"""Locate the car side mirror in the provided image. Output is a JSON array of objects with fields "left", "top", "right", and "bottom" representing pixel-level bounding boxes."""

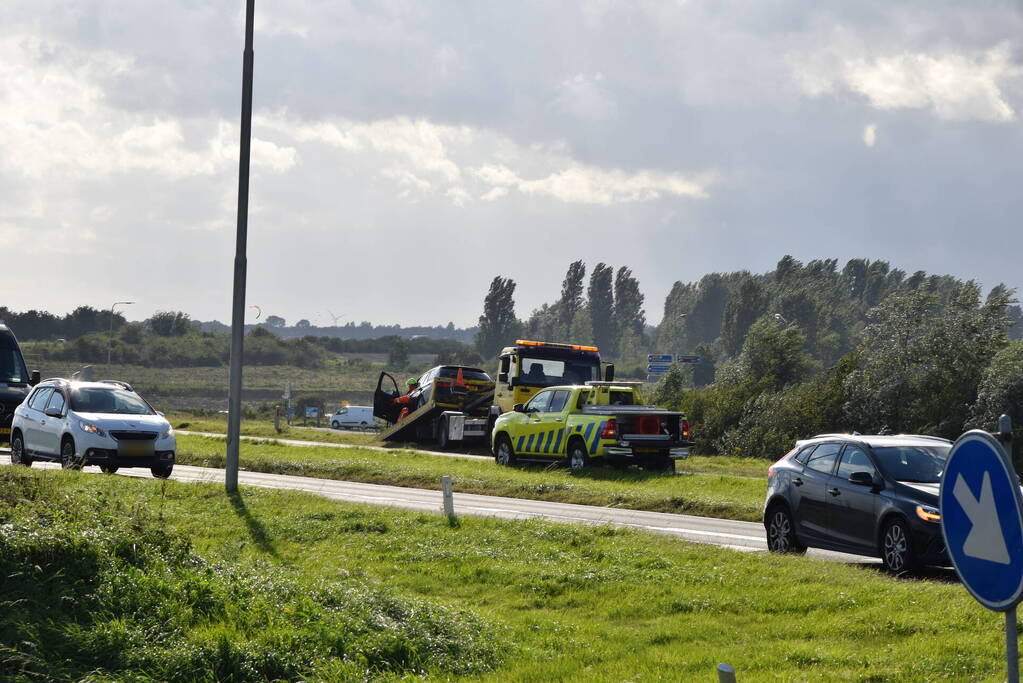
[
  {"left": 498, "top": 372, "right": 509, "bottom": 383},
  {"left": 513, "top": 403, "right": 525, "bottom": 413},
  {"left": 848, "top": 471, "right": 874, "bottom": 487},
  {"left": 30, "top": 370, "right": 40, "bottom": 386},
  {"left": 44, "top": 407, "right": 63, "bottom": 418},
  {"left": 509, "top": 377, "right": 520, "bottom": 387}
]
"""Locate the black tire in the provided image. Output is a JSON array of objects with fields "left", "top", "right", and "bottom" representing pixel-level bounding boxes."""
[
  {"left": 647, "top": 456, "right": 675, "bottom": 473},
  {"left": 151, "top": 463, "right": 173, "bottom": 479},
  {"left": 437, "top": 416, "right": 450, "bottom": 450},
  {"left": 60, "top": 438, "right": 81, "bottom": 470},
  {"left": 494, "top": 434, "right": 516, "bottom": 466},
  {"left": 881, "top": 517, "right": 916, "bottom": 574},
  {"left": 10, "top": 431, "right": 31, "bottom": 467},
  {"left": 765, "top": 504, "right": 806, "bottom": 554},
  {"left": 100, "top": 465, "right": 119, "bottom": 474},
  {"left": 331, "top": 421, "right": 340, "bottom": 429},
  {"left": 360, "top": 421, "right": 368, "bottom": 431},
  {"left": 567, "top": 439, "right": 589, "bottom": 470}
]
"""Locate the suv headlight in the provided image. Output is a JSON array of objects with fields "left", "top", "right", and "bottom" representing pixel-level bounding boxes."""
[
  {"left": 160, "top": 427, "right": 174, "bottom": 440},
  {"left": 916, "top": 505, "right": 941, "bottom": 522},
  {"left": 79, "top": 421, "right": 106, "bottom": 437}
]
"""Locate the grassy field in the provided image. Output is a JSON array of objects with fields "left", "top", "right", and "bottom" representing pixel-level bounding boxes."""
[
  {"left": 0, "top": 467, "right": 1005, "bottom": 681},
  {"left": 176, "top": 434, "right": 771, "bottom": 522}
]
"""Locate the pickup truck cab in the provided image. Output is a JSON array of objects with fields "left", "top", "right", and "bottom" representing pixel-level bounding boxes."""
[{"left": 491, "top": 381, "right": 691, "bottom": 472}]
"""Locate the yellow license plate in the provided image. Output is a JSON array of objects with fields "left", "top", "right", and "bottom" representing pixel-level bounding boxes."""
[
  {"left": 118, "top": 441, "right": 154, "bottom": 457},
  {"left": 0, "top": 427, "right": 10, "bottom": 435}
]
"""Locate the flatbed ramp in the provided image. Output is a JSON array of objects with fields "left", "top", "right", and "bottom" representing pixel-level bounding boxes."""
[{"left": 378, "top": 402, "right": 447, "bottom": 441}]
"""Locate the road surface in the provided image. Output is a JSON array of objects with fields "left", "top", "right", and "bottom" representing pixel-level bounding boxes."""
[{"left": 0, "top": 449, "right": 871, "bottom": 563}]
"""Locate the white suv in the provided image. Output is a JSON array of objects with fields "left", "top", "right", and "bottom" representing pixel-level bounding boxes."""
[{"left": 9, "top": 378, "right": 176, "bottom": 478}]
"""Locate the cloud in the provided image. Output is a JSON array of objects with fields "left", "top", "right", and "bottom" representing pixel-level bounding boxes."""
[
  {"left": 863, "top": 123, "right": 877, "bottom": 148},
  {"left": 793, "top": 43, "right": 1020, "bottom": 123},
  {"left": 553, "top": 72, "right": 618, "bottom": 121}
]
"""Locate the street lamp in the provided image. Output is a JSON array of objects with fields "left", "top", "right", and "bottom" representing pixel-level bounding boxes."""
[{"left": 106, "top": 301, "right": 134, "bottom": 372}]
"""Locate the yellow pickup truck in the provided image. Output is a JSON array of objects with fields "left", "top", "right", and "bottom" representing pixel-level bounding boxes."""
[{"left": 491, "top": 381, "right": 692, "bottom": 472}]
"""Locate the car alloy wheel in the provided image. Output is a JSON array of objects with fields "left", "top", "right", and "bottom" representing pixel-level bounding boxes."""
[
  {"left": 882, "top": 519, "right": 913, "bottom": 574},
  {"left": 568, "top": 441, "right": 588, "bottom": 470},
  {"left": 60, "top": 439, "right": 80, "bottom": 470},
  {"left": 10, "top": 434, "right": 29, "bottom": 466},
  {"left": 495, "top": 437, "right": 514, "bottom": 466},
  {"left": 332, "top": 421, "right": 340, "bottom": 429},
  {"left": 767, "top": 507, "right": 795, "bottom": 553}
]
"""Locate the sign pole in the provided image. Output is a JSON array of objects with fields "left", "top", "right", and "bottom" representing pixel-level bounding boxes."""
[{"left": 1008, "top": 607, "right": 1019, "bottom": 683}]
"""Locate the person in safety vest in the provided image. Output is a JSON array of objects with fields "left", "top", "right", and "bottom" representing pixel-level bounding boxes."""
[{"left": 394, "top": 378, "right": 419, "bottom": 421}]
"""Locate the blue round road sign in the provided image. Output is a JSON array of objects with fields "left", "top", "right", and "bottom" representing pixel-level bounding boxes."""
[{"left": 940, "top": 430, "right": 1023, "bottom": 611}]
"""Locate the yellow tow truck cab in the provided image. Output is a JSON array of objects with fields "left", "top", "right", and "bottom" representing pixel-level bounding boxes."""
[
  {"left": 491, "top": 340, "right": 612, "bottom": 418},
  {"left": 491, "top": 381, "right": 692, "bottom": 472}
]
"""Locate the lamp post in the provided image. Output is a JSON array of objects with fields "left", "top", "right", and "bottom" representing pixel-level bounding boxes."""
[
  {"left": 226, "top": 0, "right": 256, "bottom": 494},
  {"left": 106, "top": 301, "right": 134, "bottom": 372}
]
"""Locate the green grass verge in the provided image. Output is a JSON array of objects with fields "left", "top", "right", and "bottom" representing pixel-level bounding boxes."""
[
  {"left": 0, "top": 467, "right": 1004, "bottom": 681},
  {"left": 176, "top": 434, "right": 771, "bottom": 522}
]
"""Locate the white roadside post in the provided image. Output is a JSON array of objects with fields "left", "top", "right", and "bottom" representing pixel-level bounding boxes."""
[
  {"left": 940, "top": 416, "right": 1022, "bottom": 683},
  {"left": 441, "top": 475, "right": 455, "bottom": 520}
]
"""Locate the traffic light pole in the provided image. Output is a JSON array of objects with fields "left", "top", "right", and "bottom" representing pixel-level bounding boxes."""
[{"left": 226, "top": 0, "right": 255, "bottom": 493}]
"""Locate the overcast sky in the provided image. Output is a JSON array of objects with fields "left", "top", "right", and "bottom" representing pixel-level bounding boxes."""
[{"left": 3, "top": 1, "right": 1022, "bottom": 327}]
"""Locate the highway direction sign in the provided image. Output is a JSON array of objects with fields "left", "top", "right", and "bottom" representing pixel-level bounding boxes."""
[
  {"left": 676, "top": 355, "right": 702, "bottom": 364},
  {"left": 940, "top": 430, "right": 1023, "bottom": 611},
  {"left": 648, "top": 354, "right": 674, "bottom": 363},
  {"left": 647, "top": 364, "right": 673, "bottom": 373}
]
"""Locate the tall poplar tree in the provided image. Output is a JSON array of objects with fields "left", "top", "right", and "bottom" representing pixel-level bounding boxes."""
[
  {"left": 475, "top": 276, "right": 521, "bottom": 359},
  {"left": 588, "top": 263, "right": 616, "bottom": 355}
]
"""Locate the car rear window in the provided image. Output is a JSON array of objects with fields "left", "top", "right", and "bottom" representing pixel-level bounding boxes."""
[
  {"left": 805, "top": 443, "right": 842, "bottom": 474},
  {"left": 793, "top": 445, "right": 815, "bottom": 464},
  {"left": 437, "top": 367, "right": 491, "bottom": 382},
  {"left": 872, "top": 445, "right": 949, "bottom": 484}
]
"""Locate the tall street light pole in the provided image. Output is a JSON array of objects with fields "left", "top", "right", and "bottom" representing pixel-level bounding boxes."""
[
  {"left": 106, "top": 301, "right": 134, "bottom": 372},
  {"left": 226, "top": 0, "right": 256, "bottom": 493}
]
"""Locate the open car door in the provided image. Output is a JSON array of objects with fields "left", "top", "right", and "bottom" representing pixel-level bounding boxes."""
[{"left": 373, "top": 372, "right": 403, "bottom": 424}]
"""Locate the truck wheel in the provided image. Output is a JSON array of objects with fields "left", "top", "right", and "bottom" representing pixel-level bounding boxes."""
[
  {"left": 567, "top": 439, "right": 589, "bottom": 470},
  {"left": 494, "top": 435, "right": 516, "bottom": 466},
  {"left": 437, "top": 416, "right": 450, "bottom": 450},
  {"left": 648, "top": 456, "right": 675, "bottom": 473},
  {"left": 360, "top": 421, "right": 368, "bottom": 431}
]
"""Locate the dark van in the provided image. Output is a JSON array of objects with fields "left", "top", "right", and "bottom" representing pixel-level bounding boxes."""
[{"left": 0, "top": 324, "right": 39, "bottom": 443}]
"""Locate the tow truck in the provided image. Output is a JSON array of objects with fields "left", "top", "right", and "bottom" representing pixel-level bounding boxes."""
[
  {"left": 373, "top": 366, "right": 496, "bottom": 449},
  {"left": 491, "top": 381, "right": 692, "bottom": 472},
  {"left": 491, "top": 340, "right": 614, "bottom": 418}
]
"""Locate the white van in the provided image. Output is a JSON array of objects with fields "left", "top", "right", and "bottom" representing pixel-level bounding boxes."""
[{"left": 328, "top": 406, "right": 377, "bottom": 430}]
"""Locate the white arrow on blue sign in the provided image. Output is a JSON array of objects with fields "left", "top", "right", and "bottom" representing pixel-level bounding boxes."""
[{"left": 940, "top": 430, "right": 1023, "bottom": 611}]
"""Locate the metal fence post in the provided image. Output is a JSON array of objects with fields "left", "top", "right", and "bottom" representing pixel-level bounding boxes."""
[
  {"left": 441, "top": 475, "right": 455, "bottom": 520},
  {"left": 716, "top": 662, "right": 736, "bottom": 683}
]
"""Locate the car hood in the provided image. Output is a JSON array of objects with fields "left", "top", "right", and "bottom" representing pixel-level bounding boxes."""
[
  {"left": 897, "top": 481, "right": 939, "bottom": 505},
  {"left": 75, "top": 413, "right": 170, "bottom": 431}
]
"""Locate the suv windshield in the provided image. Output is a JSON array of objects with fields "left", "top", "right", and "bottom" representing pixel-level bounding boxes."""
[
  {"left": 70, "top": 387, "right": 154, "bottom": 415},
  {"left": 0, "top": 336, "right": 29, "bottom": 384},
  {"left": 518, "top": 357, "right": 600, "bottom": 387},
  {"left": 872, "top": 445, "right": 950, "bottom": 483}
]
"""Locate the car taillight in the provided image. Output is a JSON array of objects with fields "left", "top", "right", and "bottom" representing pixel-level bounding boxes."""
[
  {"left": 767, "top": 466, "right": 775, "bottom": 480},
  {"left": 681, "top": 419, "right": 691, "bottom": 440},
  {"left": 436, "top": 380, "right": 452, "bottom": 388},
  {"left": 600, "top": 419, "right": 618, "bottom": 439}
]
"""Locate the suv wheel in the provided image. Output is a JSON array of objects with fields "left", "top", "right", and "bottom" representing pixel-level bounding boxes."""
[
  {"left": 60, "top": 438, "right": 81, "bottom": 470},
  {"left": 10, "top": 432, "right": 31, "bottom": 467},
  {"left": 100, "top": 465, "right": 119, "bottom": 474},
  {"left": 494, "top": 435, "right": 516, "bottom": 466},
  {"left": 881, "top": 518, "right": 916, "bottom": 574},
  {"left": 766, "top": 504, "right": 805, "bottom": 554},
  {"left": 331, "top": 420, "right": 340, "bottom": 429},
  {"left": 568, "top": 439, "right": 589, "bottom": 470}
]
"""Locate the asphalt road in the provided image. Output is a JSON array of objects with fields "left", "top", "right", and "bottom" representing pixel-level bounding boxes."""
[
  {"left": 0, "top": 448, "right": 873, "bottom": 564},
  {"left": 176, "top": 430, "right": 493, "bottom": 460}
]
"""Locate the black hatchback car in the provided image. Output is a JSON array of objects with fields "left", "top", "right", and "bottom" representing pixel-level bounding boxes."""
[{"left": 763, "top": 434, "right": 951, "bottom": 573}]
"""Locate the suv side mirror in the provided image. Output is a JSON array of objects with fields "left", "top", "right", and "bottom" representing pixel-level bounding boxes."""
[
  {"left": 498, "top": 372, "right": 509, "bottom": 383},
  {"left": 604, "top": 364, "right": 615, "bottom": 382},
  {"left": 848, "top": 471, "right": 874, "bottom": 487},
  {"left": 30, "top": 370, "right": 40, "bottom": 386},
  {"left": 513, "top": 403, "right": 525, "bottom": 413},
  {"left": 44, "top": 406, "right": 63, "bottom": 418}
]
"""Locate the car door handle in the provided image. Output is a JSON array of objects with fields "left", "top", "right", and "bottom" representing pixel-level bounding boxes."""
[
  {"left": 828, "top": 488, "right": 841, "bottom": 497},
  {"left": 793, "top": 477, "right": 803, "bottom": 487}
]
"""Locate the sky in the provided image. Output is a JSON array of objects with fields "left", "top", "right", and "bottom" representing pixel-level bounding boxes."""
[{"left": 2, "top": 1, "right": 1022, "bottom": 328}]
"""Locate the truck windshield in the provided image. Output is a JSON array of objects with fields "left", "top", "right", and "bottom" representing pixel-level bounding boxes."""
[
  {"left": 0, "top": 336, "right": 29, "bottom": 384},
  {"left": 519, "top": 357, "right": 600, "bottom": 387}
]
